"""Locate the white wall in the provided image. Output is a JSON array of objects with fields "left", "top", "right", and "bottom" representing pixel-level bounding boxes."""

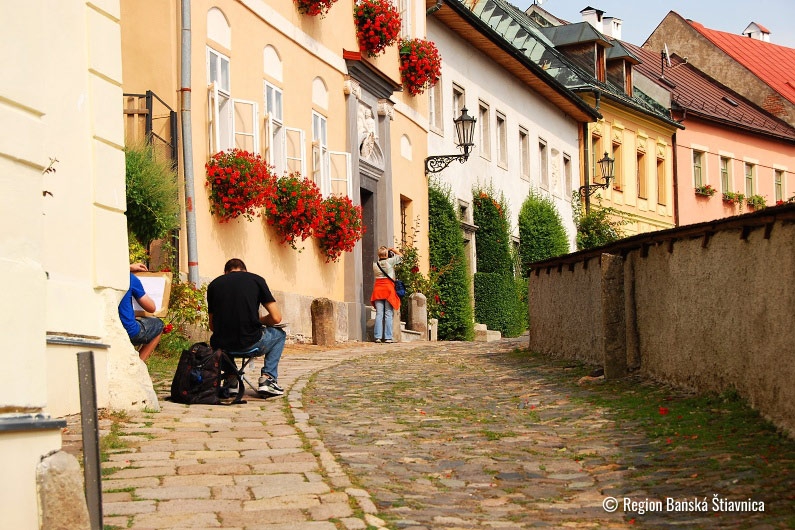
[
  {"left": 428, "top": 20, "right": 581, "bottom": 249},
  {"left": 1, "top": 1, "right": 155, "bottom": 524}
]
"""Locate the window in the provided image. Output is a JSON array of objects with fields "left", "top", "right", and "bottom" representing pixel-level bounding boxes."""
[
  {"left": 208, "top": 47, "right": 231, "bottom": 152},
  {"left": 395, "top": 0, "right": 411, "bottom": 39},
  {"left": 720, "top": 157, "right": 731, "bottom": 192},
  {"left": 400, "top": 197, "right": 411, "bottom": 246},
  {"left": 563, "top": 154, "right": 572, "bottom": 196},
  {"left": 693, "top": 150, "right": 704, "bottom": 187},
  {"left": 591, "top": 134, "right": 602, "bottom": 184},
  {"left": 312, "top": 111, "right": 328, "bottom": 190},
  {"left": 612, "top": 142, "right": 623, "bottom": 190},
  {"left": 745, "top": 163, "right": 755, "bottom": 196},
  {"left": 312, "top": 111, "right": 351, "bottom": 196},
  {"left": 452, "top": 84, "right": 465, "bottom": 119},
  {"left": 264, "top": 82, "right": 285, "bottom": 173},
  {"left": 657, "top": 158, "right": 666, "bottom": 205},
  {"left": 208, "top": 46, "right": 258, "bottom": 154},
  {"left": 637, "top": 152, "right": 647, "bottom": 199},
  {"left": 478, "top": 102, "right": 490, "bottom": 160},
  {"left": 519, "top": 127, "right": 530, "bottom": 180},
  {"left": 496, "top": 112, "right": 507, "bottom": 167},
  {"left": 429, "top": 78, "right": 443, "bottom": 132},
  {"left": 539, "top": 139, "right": 548, "bottom": 188},
  {"left": 774, "top": 169, "right": 784, "bottom": 202}
]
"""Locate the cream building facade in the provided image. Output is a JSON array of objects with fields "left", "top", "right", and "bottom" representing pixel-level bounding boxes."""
[
  {"left": 1, "top": 1, "right": 156, "bottom": 527},
  {"left": 121, "top": 0, "right": 430, "bottom": 340}
]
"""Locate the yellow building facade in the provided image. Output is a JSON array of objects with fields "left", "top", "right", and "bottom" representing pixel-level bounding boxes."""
[
  {"left": 580, "top": 98, "right": 678, "bottom": 235},
  {"left": 121, "top": 0, "right": 430, "bottom": 340}
]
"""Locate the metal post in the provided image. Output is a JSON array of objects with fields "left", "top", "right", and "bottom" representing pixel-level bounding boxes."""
[{"left": 77, "top": 351, "right": 103, "bottom": 530}]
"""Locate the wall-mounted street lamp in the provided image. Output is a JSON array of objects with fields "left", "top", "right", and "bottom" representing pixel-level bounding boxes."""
[
  {"left": 579, "top": 151, "right": 615, "bottom": 213},
  {"left": 424, "top": 107, "right": 477, "bottom": 174}
]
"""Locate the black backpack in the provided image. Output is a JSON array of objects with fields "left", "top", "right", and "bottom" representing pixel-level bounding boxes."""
[{"left": 170, "top": 342, "right": 243, "bottom": 405}]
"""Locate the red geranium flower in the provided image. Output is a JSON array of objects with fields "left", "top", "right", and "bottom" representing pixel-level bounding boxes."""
[
  {"left": 398, "top": 38, "right": 442, "bottom": 96},
  {"left": 354, "top": 0, "right": 402, "bottom": 57}
]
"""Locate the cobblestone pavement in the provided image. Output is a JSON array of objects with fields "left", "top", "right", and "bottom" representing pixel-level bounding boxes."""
[{"left": 61, "top": 337, "right": 794, "bottom": 529}]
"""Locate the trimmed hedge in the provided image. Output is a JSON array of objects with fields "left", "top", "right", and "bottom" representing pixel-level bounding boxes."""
[
  {"left": 428, "top": 181, "right": 474, "bottom": 341},
  {"left": 518, "top": 190, "right": 569, "bottom": 275},
  {"left": 472, "top": 189, "right": 512, "bottom": 274},
  {"left": 473, "top": 272, "right": 527, "bottom": 338}
]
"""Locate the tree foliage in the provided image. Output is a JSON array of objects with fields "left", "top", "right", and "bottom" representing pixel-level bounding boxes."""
[
  {"left": 472, "top": 186, "right": 513, "bottom": 274},
  {"left": 572, "top": 193, "right": 627, "bottom": 250},
  {"left": 125, "top": 144, "right": 180, "bottom": 248}
]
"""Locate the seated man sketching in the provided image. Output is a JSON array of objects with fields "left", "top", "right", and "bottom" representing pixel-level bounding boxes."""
[
  {"left": 119, "top": 263, "right": 164, "bottom": 362},
  {"left": 207, "top": 258, "right": 287, "bottom": 396}
]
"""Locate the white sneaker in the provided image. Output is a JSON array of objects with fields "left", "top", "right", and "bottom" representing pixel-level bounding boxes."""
[{"left": 258, "top": 375, "right": 284, "bottom": 396}]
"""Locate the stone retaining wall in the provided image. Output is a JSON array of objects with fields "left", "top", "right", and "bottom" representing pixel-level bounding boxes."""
[{"left": 528, "top": 204, "right": 795, "bottom": 437}]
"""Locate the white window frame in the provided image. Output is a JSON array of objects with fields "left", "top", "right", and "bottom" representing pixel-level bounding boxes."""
[
  {"left": 720, "top": 156, "right": 731, "bottom": 192},
  {"left": 496, "top": 111, "right": 507, "bottom": 168},
  {"left": 264, "top": 82, "right": 286, "bottom": 173},
  {"left": 519, "top": 127, "right": 530, "bottom": 180},
  {"left": 539, "top": 138, "right": 549, "bottom": 189},
  {"left": 745, "top": 162, "right": 756, "bottom": 196},
  {"left": 452, "top": 83, "right": 465, "bottom": 121},
  {"left": 478, "top": 101, "right": 491, "bottom": 161},
  {"left": 233, "top": 99, "right": 259, "bottom": 154},
  {"left": 395, "top": 0, "right": 411, "bottom": 39},
  {"left": 328, "top": 150, "right": 353, "bottom": 197},
  {"left": 563, "top": 153, "right": 572, "bottom": 198},
  {"left": 285, "top": 127, "right": 306, "bottom": 176},
  {"left": 429, "top": 78, "right": 443, "bottom": 133},
  {"left": 312, "top": 111, "right": 329, "bottom": 193},
  {"left": 207, "top": 47, "right": 232, "bottom": 153},
  {"left": 774, "top": 169, "right": 784, "bottom": 202}
]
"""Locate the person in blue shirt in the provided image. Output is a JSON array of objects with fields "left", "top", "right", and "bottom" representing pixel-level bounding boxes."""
[{"left": 119, "top": 263, "right": 164, "bottom": 361}]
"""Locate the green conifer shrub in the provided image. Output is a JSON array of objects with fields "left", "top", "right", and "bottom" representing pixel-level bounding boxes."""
[
  {"left": 517, "top": 190, "right": 569, "bottom": 275},
  {"left": 428, "top": 180, "right": 474, "bottom": 341}
]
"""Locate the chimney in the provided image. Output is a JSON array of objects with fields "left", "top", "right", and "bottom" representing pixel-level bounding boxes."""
[
  {"left": 581, "top": 6, "right": 622, "bottom": 39},
  {"left": 742, "top": 22, "right": 770, "bottom": 42}
]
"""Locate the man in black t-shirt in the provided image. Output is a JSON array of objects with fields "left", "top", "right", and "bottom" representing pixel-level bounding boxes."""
[{"left": 207, "top": 258, "right": 286, "bottom": 396}]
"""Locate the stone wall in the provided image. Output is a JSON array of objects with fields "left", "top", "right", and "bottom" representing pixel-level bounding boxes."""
[{"left": 528, "top": 204, "right": 795, "bottom": 437}]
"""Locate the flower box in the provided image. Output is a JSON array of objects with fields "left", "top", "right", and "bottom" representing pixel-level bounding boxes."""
[
  {"left": 398, "top": 38, "right": 442, "bottom": 96},
  {"left": 722, "top": 191, "right": 744, "bottom": 204},
  {"left": 294, "top": 0, "right": 338, "bottom": 17},
  {"left": 694, "top": 184, "right": 717, "bottom": 197},
  {"left": 354, "top": 0, "right": 401, "bottom": 57},
  {"left": 205, "top": 150, "right": 274, "bottom": 223}
]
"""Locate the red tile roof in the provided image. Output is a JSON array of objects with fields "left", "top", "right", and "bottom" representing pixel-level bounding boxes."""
[
  {"left": 688, "top": 20, "right": 795, "bottom": 105},
  {"left": 626, "top": 41, "right": 795, "bottom": 140}
]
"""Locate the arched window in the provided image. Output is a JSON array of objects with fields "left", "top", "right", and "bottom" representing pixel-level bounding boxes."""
[
  {"left": 207, "top": 7, "right": 231, "bottom": 49},
  {"left": 312, "top": 77, "right": 329, "bottom": 109},
  {"left": 263, "top": 45, "right": 283, "bottom": 82}
]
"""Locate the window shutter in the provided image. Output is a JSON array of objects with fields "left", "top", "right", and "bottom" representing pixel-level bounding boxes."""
[{"left": 209, "top": 84, "right": 220, "bottom": 153}]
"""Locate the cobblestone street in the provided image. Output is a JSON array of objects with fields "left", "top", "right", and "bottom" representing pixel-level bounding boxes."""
[{"left": 65, "top": 337, "right": 794, "bottom": 529}]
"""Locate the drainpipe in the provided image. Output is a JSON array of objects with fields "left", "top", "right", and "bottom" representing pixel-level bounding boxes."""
[
  {"left": 672, "top": 132, "right": 679, "bottom": 226},
  {"left": 180, "top": 0, "right": 199, "bottom": 284},
  {"left": 582, "top": 122, "right": 591, "bottom": 215},
  {"left": 427, "top": 0, "right": 443, "bottom": 15}
]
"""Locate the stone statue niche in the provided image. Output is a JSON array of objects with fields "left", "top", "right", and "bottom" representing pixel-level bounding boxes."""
[{"left": 357, "top": 105, "right": 383, "bottom": 165}]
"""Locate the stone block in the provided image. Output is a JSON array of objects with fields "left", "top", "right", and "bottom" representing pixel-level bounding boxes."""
[
  {"left": 37, "top": 451, "right": 91, "bottom": 530},
  {"left": 474, "top": 324, "right": 501, "bottom": 342},
  {"left": 311, "top": 298, "right": 336, "bottom": 346},
  {"left": 408, "top": 292, "right": 428, "bottom": 339}
]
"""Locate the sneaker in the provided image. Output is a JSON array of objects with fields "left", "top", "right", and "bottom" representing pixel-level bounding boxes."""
[
  {"left": 225, "top": 378, "right": 239, "bottom": 395},
  {"left": 384, "top": 339, "right": 393, "bottom": 343},
  {"left": 258, "top": 375, "right": 284, "bottom": 396},
  {"left": 374, "top": 338, "right": 383, "bottom": 343}
]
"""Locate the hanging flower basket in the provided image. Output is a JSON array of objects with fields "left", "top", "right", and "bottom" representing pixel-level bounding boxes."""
[
  {"left": 263, "top": 173, "right": 324, "bottom": 250},
  {"left": 315, "top": 195, "right": 365, "bottom": 262},
  {"left": 354, "top": 0, "right": 402, "bottom": 57},
  {"left": 205, "top": 150, "right": 274, "bottom": 223},
  {"left": 398, "top": 38, "right": 442, "bottom": 96},
  {"left": 294, "top": 0, "right": 338, "bottom": 17}
]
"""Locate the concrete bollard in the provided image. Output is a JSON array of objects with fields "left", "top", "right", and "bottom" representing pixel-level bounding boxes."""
[
  {"left": 428, "top": 318, "right": 438, "bottom": 341},
  {"left": 311, "top": 297, "right": 336, "bottom": 346},
  {"left": 408, "top": 292, "right": 428, "bottom": 340}
]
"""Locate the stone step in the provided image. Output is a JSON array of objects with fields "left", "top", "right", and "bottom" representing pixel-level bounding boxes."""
[{"left": 474, "top": 323, "right": 501, "bottom": 342}]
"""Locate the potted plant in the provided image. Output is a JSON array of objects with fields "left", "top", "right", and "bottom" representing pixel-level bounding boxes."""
[
  {"left": 263, "top": 172, "right": 323, "bottom": 250},
  {"left": 205, "top": 149, "right": 274, "bottom": 223},
  {"left": 746, "top": 194, "right": 766, "bottom": 210},
  {"left": 294, "top": 0, "right": 338, "bottom": 17},
  {"left": 315, "top": 195, "right": 365, "bottom": 262},
  {"left": 694, "top": 184, "right": 717, "bottom": 197},
  {"left": 722, "top": 191, "right": 745, "bottom": 204},
  {"left": 398, "top": 38, "right": 443, "bottom": 96},
  {"left": 354, "top": 0, "right": 402, "bottom": 57}
]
